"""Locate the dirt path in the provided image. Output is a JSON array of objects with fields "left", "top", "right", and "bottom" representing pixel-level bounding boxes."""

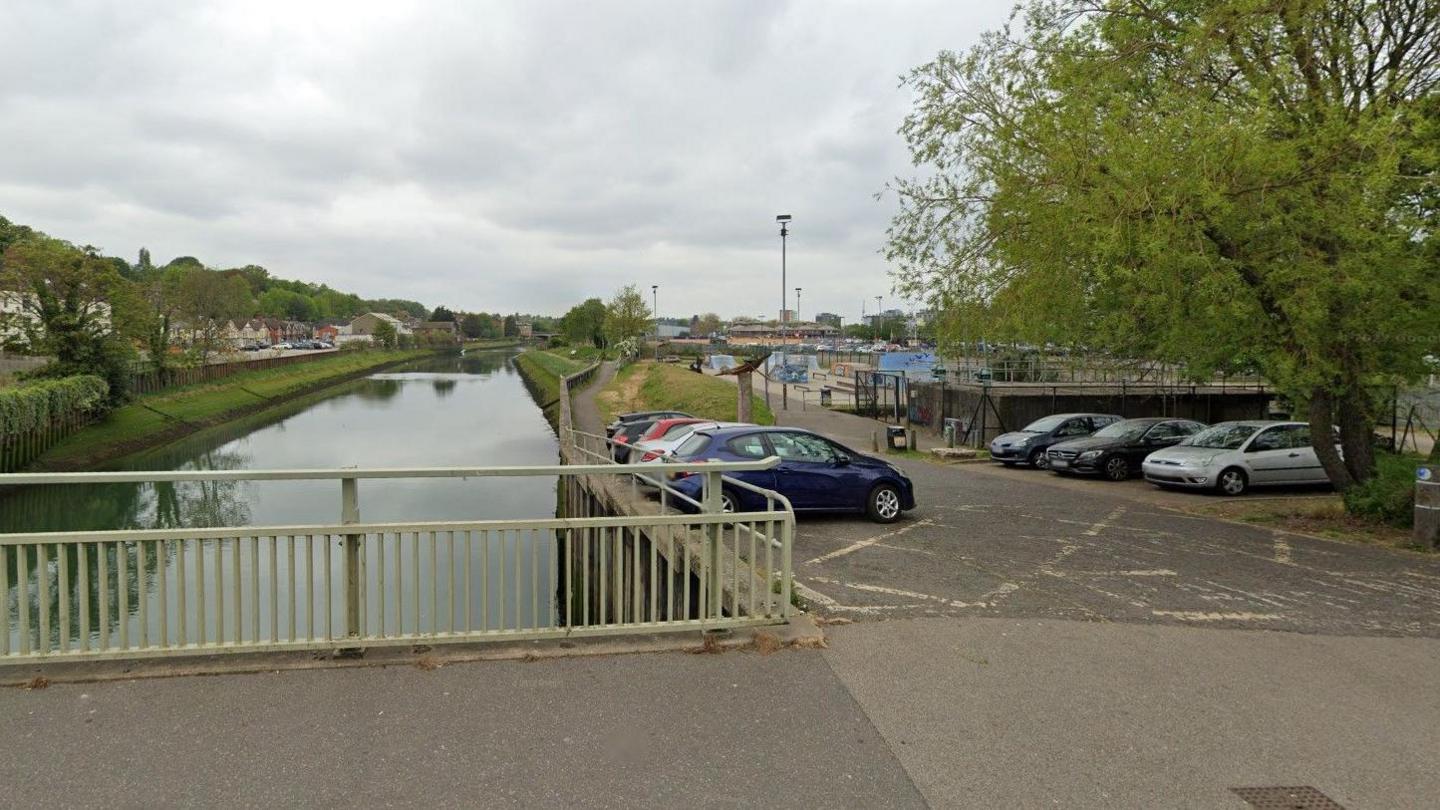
[{"left": 570, "top": 361, "right": 616, "bottom": 437}]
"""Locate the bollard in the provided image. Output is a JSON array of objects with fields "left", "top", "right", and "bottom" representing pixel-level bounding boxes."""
[
  {"left": 1416, "top": 466, "right": 1439, "bottom": 551},
  {"left": 871, "top": 430, "right": 879, "bottom": 452}
]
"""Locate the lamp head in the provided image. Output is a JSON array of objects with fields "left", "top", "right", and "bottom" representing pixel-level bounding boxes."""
[{"left": 775, "top": 214, "right": 792, "bottom": 223}]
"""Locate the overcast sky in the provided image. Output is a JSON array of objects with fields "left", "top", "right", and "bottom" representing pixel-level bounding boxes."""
[{"left": 1, "top": 0, "right": 1007, "bottom": 321}]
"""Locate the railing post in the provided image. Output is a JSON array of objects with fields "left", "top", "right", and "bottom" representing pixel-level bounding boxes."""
[
  {"left": 341, "top": 477, "right": 361, "bottom": 640},
  {"left": 780, "top": 516, "right": 793, "bottom": 618},
  {"left": 703, "top": 470, "right": 723, "bottom": 619}
]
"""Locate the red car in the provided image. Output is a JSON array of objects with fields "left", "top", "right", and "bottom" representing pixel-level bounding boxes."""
[{"left": 637, "top": 417, "right": 709, "bottom": 443}]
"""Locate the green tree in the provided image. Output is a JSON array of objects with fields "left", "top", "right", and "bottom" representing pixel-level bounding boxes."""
[
  {"left": 887, "top": 0, "right": 1440, "bottom": 491},
  {"left": 503, "top": 314, "right": 519, "bottom": 337},
  {"left": 694, "top": 312, "right": 723, "bottom": 338},
  {"left": 372, "top": 319, "right": 398, "bottom": 349},
  {"left": 0, "top": 238, "right": 136, "bottom": 400},
  {"left": 173, "top": 267, "right": 253, "bottom": 360},
  {"left": 560, "top": 298, "right": 608, "bottom": 348},
  {"left": 429, "top": 306, "right": 456, "bottom": 323},
  {"left": 603, "top": 285, "right": 651, "bottom": 346},
  {"left": 459, "top": 313, "right": 486, "bottom": 339}
]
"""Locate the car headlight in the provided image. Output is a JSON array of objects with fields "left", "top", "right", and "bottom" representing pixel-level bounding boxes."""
[{"left": 1078, "top": 450, "right": 1102, "bottom": 461}]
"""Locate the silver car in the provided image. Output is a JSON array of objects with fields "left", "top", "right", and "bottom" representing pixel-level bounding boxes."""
[{"left": 1142, "top": 420, "right": 1331, "bottom": 496}]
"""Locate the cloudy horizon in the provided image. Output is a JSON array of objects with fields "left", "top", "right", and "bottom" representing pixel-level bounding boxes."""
[{"left": 1, "top": 0, "right": 1008, "bottom": 320}]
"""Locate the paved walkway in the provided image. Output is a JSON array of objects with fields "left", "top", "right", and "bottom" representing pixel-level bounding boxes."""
[{"left": 5, "top": 620, "right": 1437, "bottom": 808}]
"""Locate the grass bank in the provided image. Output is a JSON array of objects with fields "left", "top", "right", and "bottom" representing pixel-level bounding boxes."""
[
  {"left": 513, "top": 349, "right": 594, "bottom": 427},
  {"left": 596, "top": 361, "right": 774, "bottom": 427},
  {"left": 35, "top": 349, "right": 430, "bottom": 470}
]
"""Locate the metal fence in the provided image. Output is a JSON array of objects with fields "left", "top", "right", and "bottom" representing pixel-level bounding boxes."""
[
  {"left": 0, "top": 461, "right": 794, "bottom": 664},
  {"left": 127, "top": 350, "right": 349, "bottom": 396}
]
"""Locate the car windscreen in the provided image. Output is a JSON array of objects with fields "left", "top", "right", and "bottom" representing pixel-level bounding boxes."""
[
  {"left": 673, "top": 434, "right": 712, "bottom": 458},
  {"left": 1022, "top": 415, "right": 1068, "bottom": 432},
  {"left": 1091, "top": 421, "right": 1151, "bottom": 441},
  {"left": 1183, "top": 423, "right": 1259, "bottom": 449}
]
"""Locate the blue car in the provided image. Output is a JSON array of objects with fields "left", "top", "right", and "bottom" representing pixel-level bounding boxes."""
[{"left": 667, "top": 426, "right": 916, "bottom": 523}]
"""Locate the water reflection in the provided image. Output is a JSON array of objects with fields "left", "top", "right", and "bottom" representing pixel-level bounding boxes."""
[{"left": 2, "top": 349, "right": 562, "bottom": 649}]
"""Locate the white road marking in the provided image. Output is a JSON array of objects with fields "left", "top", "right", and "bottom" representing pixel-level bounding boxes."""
[
  {"left": 1273, "top": 534, "right": 1294, "bottom": 565},
  {"left": 1072, "top": 569, "right": 1178, "bottom": 577},
  {"left": 1151, "top": 610, "right": 1284, "bottom": 622},
  {"left": 808, "top": 576, "right": 996, "bottom": 609},
  {"left": 805, "top": 519, "right": 935, "bottom": 565},
  {"left": 1084, "top": 505, "right": 1128, "bottom": 537}
]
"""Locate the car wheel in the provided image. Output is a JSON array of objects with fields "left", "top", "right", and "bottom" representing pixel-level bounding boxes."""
[
  {"left": 1103, "top": 455, "right": 1130, "bottom": 482},
  {"left": 866, "top": 484, "right": 903, "bottom": 524},
  {"left": 1217, "top": 467, "right": 1248, "bottom": 496},
  {"left": 719, "top": 489, "right": 739, "bottom": 514},
  {"left": 1028, "top": 448, "right": 1049, "bottom": 470}
]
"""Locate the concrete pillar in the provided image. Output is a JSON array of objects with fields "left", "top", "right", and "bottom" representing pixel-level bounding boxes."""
[{"left": 1416, "top": 467, "right": 1438, "bottom": 551}]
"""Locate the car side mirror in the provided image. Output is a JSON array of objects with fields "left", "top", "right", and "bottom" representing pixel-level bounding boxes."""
[{"left": 832, "top": 456, "right": 851, "bottom": 467}]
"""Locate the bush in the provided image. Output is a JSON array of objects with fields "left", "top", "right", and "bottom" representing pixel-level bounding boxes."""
[
  {"left": 1343, "top": 454, "right": 1421, "bottom": 528},
  {"left": 0, "top": 375, "right": 110, "bottom": 437}
]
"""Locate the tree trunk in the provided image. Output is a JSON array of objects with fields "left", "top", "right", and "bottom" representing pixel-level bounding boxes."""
[
  {"left": 1309, "top": 387, "right": 1356, "bottom": 491},
  {"left": 737, "top": 371, "right": 753, "bottom": 423},
  {"left": 1335, "top": 384, "right": 1376, "bottom": 484}
]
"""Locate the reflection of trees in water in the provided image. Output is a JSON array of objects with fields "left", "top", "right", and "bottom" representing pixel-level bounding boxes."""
[
  {"left": 432, "top": 379, "right": 458, "bottom": 397},
  {"left": 457, "top": 353, "right": 505, "bottom": 375},
  {"left": 353, "top": 378, "right": 403, "bottom": 402},
  {"left": 153, "top": 447, "right": 254, "bottom": 530}
]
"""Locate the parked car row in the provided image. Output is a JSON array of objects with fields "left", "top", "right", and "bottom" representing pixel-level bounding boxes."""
[
  {"left": 991, "top": 413, "right": 1332, "bottom": 496},
  {"left": 240, "top": 340, "right": 335, "bottom": 351},
  {"left": 603, "top": 411, "right": 916, "bottom": 523}
]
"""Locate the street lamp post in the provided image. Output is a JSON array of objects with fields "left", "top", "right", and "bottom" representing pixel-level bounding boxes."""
[
  {"left": 776, "top": 214, "right": 792, "bottom": 349},
  {"left": 795, "top": 287, "right": 802, "bottom": 323},
  {"left": 651, "top": 284, "right": 659, "bottom": 360}
]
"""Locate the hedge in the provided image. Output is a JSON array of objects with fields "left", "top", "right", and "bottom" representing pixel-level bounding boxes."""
[{"left": 0, "top": 375, "right": 110, "bottom": 471}]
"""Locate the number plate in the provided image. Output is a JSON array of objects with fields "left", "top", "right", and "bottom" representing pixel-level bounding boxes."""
[{"left": 1050, "top": 459, "right": 1068, "bottom": 469}]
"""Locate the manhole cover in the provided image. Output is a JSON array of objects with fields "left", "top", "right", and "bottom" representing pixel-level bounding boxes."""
[{"left": 1231, "top": 786, "right": 1346, "bottom": 809}]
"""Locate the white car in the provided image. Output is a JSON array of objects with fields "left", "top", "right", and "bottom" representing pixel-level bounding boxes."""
[
  {"left": 1142, "top": 420, "right": 1331, "bottom": 496},
  {"left": 629, "top": 421, "right": 749, "bottom": 464}
]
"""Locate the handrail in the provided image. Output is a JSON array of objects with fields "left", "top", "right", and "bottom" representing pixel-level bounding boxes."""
[{"left": 0, "top": 458, "right": 780, "bottom": 486}]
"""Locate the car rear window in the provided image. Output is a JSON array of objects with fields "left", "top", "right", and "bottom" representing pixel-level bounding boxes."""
[
  {"left": 726, "top": 434, "right": 768, "bottom": 459},
  {"left": 674, "top": 434, "right": 712, "bottom": 457},
  {"left": 663, "top": 422, "right": 701, "bottom": 439}
]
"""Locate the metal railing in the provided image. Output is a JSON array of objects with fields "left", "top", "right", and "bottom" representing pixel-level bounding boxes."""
[{"left": 0, "top": 460, "right": 793, "bottom": 664}]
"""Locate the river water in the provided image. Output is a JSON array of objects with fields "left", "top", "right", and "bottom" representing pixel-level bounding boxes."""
[{"left": 2, "top": 349, "right": 564, "bottom": 647}]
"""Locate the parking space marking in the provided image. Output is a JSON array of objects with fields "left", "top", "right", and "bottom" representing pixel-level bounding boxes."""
[
  {"left": 1084, "top": 505, "right": 1128, "bottom": 536},
  {"left": 1273, "top": 534, "right": 1294, "bottom": 565},
  {"left": 805, "top": 519, "right": 936, "bottom": 565},
  {"left": 1151, "top": 610, "right": 1285, "bottom": 622},
  {"left": 809, "top": 576, "right": 992, "bottom": 609},
  {"left": 792, "top": 579, "right": 916, "bottom": 614}
]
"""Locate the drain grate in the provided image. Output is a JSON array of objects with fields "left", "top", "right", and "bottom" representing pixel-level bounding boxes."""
[{"left": 1231, "top": 786, "right": 1346, "bottom": 809}]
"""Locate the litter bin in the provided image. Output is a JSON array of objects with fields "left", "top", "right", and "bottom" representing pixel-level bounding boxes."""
[
  {"left": 820, "top": 387, "right": 833, "bottom": 407},
  {"left": 943, "top": 418, "right": 962, "bottom": 448},
  {"left": 886, "top": 425, "right": 908, "bottom": 450}
]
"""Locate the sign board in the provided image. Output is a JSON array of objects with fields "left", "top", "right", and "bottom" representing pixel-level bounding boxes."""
[
  {"left": 766, "top": 353, "right": 818, "bottom": 384},
  {"left": 877, "top": 351, "right": 937, "bottom": 379}
]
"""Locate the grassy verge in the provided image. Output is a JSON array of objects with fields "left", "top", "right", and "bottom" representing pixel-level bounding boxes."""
[
  {"left": 596, "top": 361, "right": 774, "bottom": 426},
  {"left": 512, "top": 349, "right": 596, "bottom": 427},
  {"left": 1179, "top": 494, "right": 1425, "bottom": 552},
  {"left": 36, "top": 349, "right": 429, "bottom": 470}
]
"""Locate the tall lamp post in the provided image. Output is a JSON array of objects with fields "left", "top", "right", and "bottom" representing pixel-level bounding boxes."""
[
  {"left": 795, "top": 287, "right": 802, "bottom": 324},
  {"left": 776, "top": 214, "right": 792, "bottom": 349},
  {"left": 651, "top": 284, "right": 659, "bottom": 360},
  {"left": 875, "top": 295, "right": 883, "bottom": 342}
]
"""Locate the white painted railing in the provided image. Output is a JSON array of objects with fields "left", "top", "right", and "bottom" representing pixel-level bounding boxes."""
[{"left": 0, "top": 460, "right": 793, "bottom": 664}]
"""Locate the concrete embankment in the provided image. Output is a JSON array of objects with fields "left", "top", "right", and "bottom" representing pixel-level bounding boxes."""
[{"left": 31, "top": 349, "right": 435, "bottom": 471}]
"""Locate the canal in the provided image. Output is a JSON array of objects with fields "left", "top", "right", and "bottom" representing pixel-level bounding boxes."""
[{"left": 3, "top": 349, "right": 564, "bottom": 648}]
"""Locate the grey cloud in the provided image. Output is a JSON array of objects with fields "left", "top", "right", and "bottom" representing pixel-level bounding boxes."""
[{"left": 0, "top": 0, "right": 1009, "bottom": 320}]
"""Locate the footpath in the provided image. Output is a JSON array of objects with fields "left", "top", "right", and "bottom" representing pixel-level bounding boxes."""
[{"left": 3, "top": 365, "right": 1438, "bottom": 808}]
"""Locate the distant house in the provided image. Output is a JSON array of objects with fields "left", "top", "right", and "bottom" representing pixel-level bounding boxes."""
[
  {"left": 1, "top": 290, "right": 113, "bottom": 350},
  {"left": 314, "top": 324, "right": 340, "bottom": 342},
  {"left": 261, "top": 318, "right": 310, "bottom": 344},
  {"left": 348, "top": 312, "right": 412, "bottom": 338},
  {"left": 415, "top": 321, "right": 460, "bottom": 343},
  {"left": 518, "top": 321, "right": 533, "bottom": 338},
  {"left": 238, "top": 319, "right": 269, "bottom": 345}
]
